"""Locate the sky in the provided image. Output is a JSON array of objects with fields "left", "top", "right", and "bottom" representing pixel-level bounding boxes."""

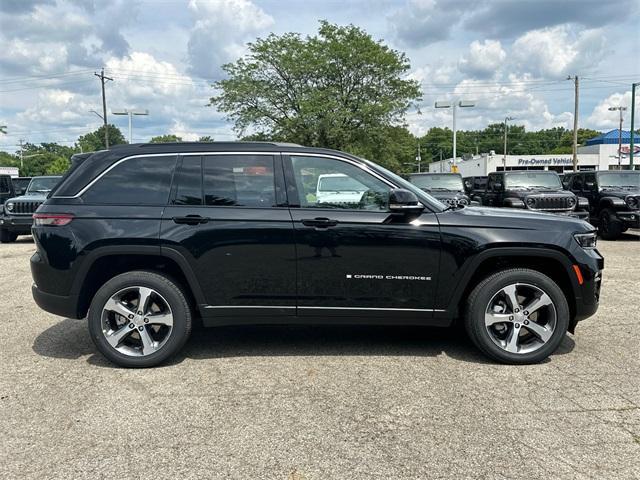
[{"left": 0, "top": 0, "right": 639, "bottom": 152}]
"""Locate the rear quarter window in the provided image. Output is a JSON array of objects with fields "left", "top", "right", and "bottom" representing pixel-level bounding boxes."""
[{"left": 82, "top": 155, "right": 177, "bottom": 205}]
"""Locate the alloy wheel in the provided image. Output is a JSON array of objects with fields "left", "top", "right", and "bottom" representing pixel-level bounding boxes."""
[
  {"left": 100, "top": 286, "right": 174, "bottom": 357},
  {"left": 484, "top": 283, "right": 557, "bottom": 355}
]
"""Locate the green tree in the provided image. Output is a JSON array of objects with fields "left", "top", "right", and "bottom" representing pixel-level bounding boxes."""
[
  {"left": 78, "top": 125, "right": 127, "bottom": 152},
  {"left": 198, "top": 135, "right": 214, "bottom": 142},
  {"left": 150, "top": 134, "right": 183, "bottom": 143},
  {"left": 211, "top": 21, "right": 421, "bottom": 156},
  {"left": 45, "top": 156, "right": 71, "bottom": 175}
]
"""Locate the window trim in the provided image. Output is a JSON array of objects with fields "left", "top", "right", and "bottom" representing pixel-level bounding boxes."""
[
  {"left": 282, "top": 153, "right": 398, "bottom": 211},
  {"left": 54, "top": 151, "right": 277, "bottom": 199}
]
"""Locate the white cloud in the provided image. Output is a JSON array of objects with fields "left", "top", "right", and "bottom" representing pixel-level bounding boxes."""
[
  {"left": 587, "top": 91, "right": 633, "bottom": 130},
  {"left": 458, "top": 40, "right": 505, "bottom": 78},
  {"left": 512, "top": 26, "right": 607, "bottom": 78},
  {"left": 186, "top": 0, "right": 274, "bottom": 79}
]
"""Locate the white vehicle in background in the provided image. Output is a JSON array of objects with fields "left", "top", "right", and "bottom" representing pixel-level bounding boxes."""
[{"left": 316, "top": 173, "right": 366, "bottom": 205}]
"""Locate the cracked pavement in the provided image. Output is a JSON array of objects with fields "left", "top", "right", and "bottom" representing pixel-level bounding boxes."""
[{"left": 1, "top": 232, "right": 639, "bottom": 479}]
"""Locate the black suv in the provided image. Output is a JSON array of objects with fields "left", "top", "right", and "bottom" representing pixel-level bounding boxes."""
[
  {"left": 0, "top": 174, "right": 15, "bottom": 206},
  {"left": 408, "top": 173, "right": 470, "bottom": 206},
  {"left": 479, "top": 171, "right": 589, "bottom": 220},
  {"left": 563, "top": 170, "right": 640, "bottom": 239},
  {"left": 31, "top": 143, "right": 603, "bottom": 367},
  {"left": 1, "top": 176, "right": 61, "bottom": 243}
]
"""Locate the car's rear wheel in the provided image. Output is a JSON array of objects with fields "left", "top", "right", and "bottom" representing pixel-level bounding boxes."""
[
  {"left": 88, "top": 271, "right": 192, "bottom": 368},
  {"left": 0, "top": 229, "right": 18, "bottom": 243},
  {"left": 465, "top": 268, "right": 569, "bottom": 364},
  {"left": 599, "top": 208, "right": 623, "bottom": 240}
]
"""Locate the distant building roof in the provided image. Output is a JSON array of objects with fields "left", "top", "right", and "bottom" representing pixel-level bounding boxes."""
[{"left": 585, "top": 129, "right": 633, "bottom": 145}]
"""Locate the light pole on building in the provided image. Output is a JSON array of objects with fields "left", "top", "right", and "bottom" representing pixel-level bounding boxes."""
[
  {"left": 608, "top": 106, "right": 627, "bottom": 168},
  {"left": 112, "top": 109, "right": 149, "bottom": 143},
  {"left": 630, "top": 83, "right": 638, "bottom": 170},
  {"left": 503, "top": 116, "right": 515, "bottom": 171},
  {"left": 435, "top": 100, "right": 475, "bottom": 171}
]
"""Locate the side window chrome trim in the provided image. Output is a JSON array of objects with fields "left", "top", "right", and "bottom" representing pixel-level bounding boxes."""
[
  {"left": 54, "top": 151, "right": 277, "bottom": 199},
  {"left": 282, "top": 152, "right": 399, "bottom": 190}
]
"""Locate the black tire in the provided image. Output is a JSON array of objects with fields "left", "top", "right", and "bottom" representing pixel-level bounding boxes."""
[
  {"left": 0, "top": 229, "right": 18, "bottom": 243},
  {"left": 599, "top": 208, "right": 623, "bottom": 240},
  {"left": 465, "top": 268, "right": 569, "bottom": 365},
  {"left": 88, "top": 270, "right": 192, "bottom": 368}
]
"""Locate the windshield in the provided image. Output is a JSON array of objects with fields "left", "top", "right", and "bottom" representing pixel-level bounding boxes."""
[
  {"left": 27, "top": 177, "right": 60, "bottom": 193},
  {"left": 598, "top": 172, "right": 640, "bottom": 189},
  {"left": 410, "top": 174, "right": 463, "bottom": 191},
  {"left": 318, "top": 175, "right": 366, "bottom": 192},
  {"left": 505, "top": 172, "right": 561, "bottom": 189},
  {"left": 13, "top": 178, "right": 31, "bottom": 190}
]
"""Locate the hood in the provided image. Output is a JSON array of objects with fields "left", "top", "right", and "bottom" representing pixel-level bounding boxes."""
[
  {"left": 599, "top": 187, "right": 640, "bottom": 198},
  {"left": 6, "top": 192, "right": 50, "bottom": 203},
  {"left": 507, "top": 189, "right": 574, "bottom": 198},
  {"left": 442, "top": 205, "right": 592, "bottom": 231}
]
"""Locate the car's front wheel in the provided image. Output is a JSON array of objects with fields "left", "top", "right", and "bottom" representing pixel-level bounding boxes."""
[
  {"left": 465, "top": 268, "right": 569, "bottom": 364},
  {"left": 599, "top": 208, "right": 623, "bottom": 240},
  {"left": 88, "top": 271, "right": 192, "bottom": 368},
  {"left": 0, "top": 229, "right": 18, "bottom": 243}
]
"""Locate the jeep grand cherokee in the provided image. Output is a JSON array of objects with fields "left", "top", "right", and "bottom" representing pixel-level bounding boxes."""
[{"left": 31, "top": 142, "right": 603, "bottom": 367}]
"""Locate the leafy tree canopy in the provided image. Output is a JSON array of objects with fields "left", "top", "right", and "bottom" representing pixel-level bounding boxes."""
[
  {"left": 211, "top": 20, "right": 421, "bottom": 163},
  {"left": 78, "top": 124, "right": 127, "bottom": 152},
  {"left": 150, "top": 134, "right": 183, "bottom": 143}
]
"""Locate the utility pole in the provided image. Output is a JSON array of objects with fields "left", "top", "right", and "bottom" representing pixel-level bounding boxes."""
[
  {"left": 503, "top": 116, "right": 514, "bottom": 171},
  {"left": 567, "top": 75, "right": 579, "bottom": 171},
  {"left": 94, "top": 68, "right": 113, "bottom": 149},
  {"left": 631, "top": 83, "right": 638, "bottom": 170},
  {"left": 416, "top": 143, "right": 422, "bottom": 173},
  {"left": 18, "top": 138, "right": 24, "bottom": 171},
  {"left": 608, "top": 106, "right": 628, "bottom": 168}
]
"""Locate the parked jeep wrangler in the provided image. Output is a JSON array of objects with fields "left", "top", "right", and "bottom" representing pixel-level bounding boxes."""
[
  {"left": 0, "top": 176, "right": 61, "bottom": 243},
  {"left": 463, "top": 176, "right": 488, "bottom": 201},
  {"left": 563, "top": 170, "right": 640, "bottom": 239},
  {"left": 408, "top": 173, "right": 470, "bottom": 206},
  {"left": 31, "top": 142, "right": 603, "bottom": 367},
  {"left": 478, "top": 171, "right": 589, "bottom": 220}
]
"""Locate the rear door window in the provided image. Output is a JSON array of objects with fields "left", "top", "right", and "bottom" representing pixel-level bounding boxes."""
[
  {"left": 203, "top": 155, "right": 276, "bottom": 207},
  {"left": 173, "top": 156, "right": 203, "bottom": 206},
  {"left": 82, "top": 155, "right": 177, "bottom": 205}
]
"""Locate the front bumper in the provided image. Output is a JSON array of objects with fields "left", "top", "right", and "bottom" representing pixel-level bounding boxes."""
[
  {"left": 0, "top": 214, "right": 33, "bottom": 234},
  {"left": 616, "top": 211, "right": 640, "bottom": 228}
]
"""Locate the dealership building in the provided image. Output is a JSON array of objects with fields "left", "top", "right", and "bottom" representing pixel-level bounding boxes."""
[{"left": 428, "top": 129, "right": 639, "bottom": 176}]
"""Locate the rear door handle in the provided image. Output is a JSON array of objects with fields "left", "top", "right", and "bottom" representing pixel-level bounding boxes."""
[
  {"left": 301, "top": 217, "right": 339, "bottom": 228},
  {"left": 172, "top": 215, "right": 208, "bottom": 225}
]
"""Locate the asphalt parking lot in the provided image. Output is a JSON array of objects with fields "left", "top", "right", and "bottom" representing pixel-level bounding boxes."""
[{"left": 1, "top": 233, "right": 639, "bottom": 479}]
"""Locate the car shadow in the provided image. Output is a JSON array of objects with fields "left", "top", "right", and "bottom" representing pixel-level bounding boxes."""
[
  {"left": 32, "top": 318, "right": 575, "bottom": 369},
  {"left": 12, "top": 236, "right": 34, "bottom": 244}
]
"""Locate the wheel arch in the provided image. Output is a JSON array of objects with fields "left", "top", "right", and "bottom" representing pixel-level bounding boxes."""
[
  {"left": 73, "top": 246, "right": 205, "bottom": 319},
  {"left": 444, "top": 248, "right": 580, "bottom": 332}
]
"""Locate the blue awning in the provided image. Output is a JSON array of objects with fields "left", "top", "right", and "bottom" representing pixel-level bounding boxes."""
[{"left": 585, "top": 129, "right": 633, "bottom": 145}]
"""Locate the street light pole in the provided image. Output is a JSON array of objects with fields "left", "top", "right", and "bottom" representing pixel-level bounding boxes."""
[
  {"left": 631, "top": 83, "right": 638, "bottom": 170},
  {"left": 435, "top": 100, "right": 475, "bottom": 172},
  {"left": 112, "top": 109, "right": 149, "bottom": 143}
]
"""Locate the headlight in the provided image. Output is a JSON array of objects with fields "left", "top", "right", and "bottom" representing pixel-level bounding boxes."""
[
  {"left": 577, "top": 196, "right": 589, "bottom": 209},
  {"left": 626, "top": 196, "right": 638, "bottom": 209},
  {"left": 457, "top": 198, "right": 468, "bottom": 205},
  {"left": 525, "top": 197, "right": 536, "bottom": 207},
  {"left": 5, "top": 201, "right": 14, "bottom": 212},
  {"left": 574, "top": 232, "right": 597, "bottom": 249},
  {"left": 567, "top": 197, "right": 576, "bottom": 207}
]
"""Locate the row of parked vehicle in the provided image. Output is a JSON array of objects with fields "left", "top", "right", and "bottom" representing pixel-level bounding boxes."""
[
  {"left": 408, "top": 170, "right": 640, "bottom": 240},
  {"left": 0, "top": 174, "right": 61, "bottom": 243}
]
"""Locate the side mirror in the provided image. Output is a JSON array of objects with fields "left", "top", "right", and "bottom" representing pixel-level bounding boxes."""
[
  {"left": 585, "top": 182, "right": 595, "bottom": 190},
  {"left": 493, "top": 182, "right": 503, "bottom": 191},
  {"left": 389, "top": 189, "right": 424, "bottom": 215}
]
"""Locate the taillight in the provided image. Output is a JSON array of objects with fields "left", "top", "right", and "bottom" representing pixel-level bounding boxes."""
[{"left": 33, "top": 213, "right": 74, "bottom": 226}]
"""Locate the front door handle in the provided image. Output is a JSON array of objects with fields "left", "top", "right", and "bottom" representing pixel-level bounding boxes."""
[
  {"left": 172, "top": 215, "right": 208, "bottom": 225},
  {"left": 301, "top": 217, "right": 339, "bottom": 228}
]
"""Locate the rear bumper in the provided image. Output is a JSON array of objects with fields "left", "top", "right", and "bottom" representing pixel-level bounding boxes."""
[
  {"left": 32, "top": 283, "right": 80, "bottom": 319},
  {"left": 0, "top": 215, "right": 33, "bottom": 233}
]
